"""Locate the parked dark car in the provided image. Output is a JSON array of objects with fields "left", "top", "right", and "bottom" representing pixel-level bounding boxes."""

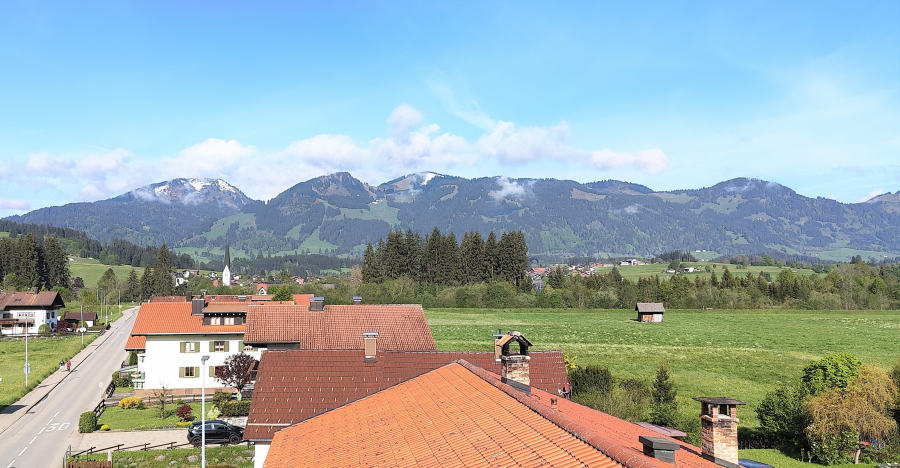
[{"left": 187, "top": 419, "right": 244, "bottom": 445}]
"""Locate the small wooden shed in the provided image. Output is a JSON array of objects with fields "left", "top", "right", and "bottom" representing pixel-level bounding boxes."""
[{"left": 636, "top": 302, "right": 665, "bottom": 323}]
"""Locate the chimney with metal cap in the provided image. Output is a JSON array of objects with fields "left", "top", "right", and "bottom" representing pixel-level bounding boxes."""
[
  {"left": 494, "top": 330, "right": 532, "bottom": 390},
  {"left": 694, "top": 397, "right": 745, "bottom": 468},
  {"left": 309, "top": 296, "right": 325, "bottom": 311},
  {"left": 191, "top": 297, "right": 205, "bottom": 316},
  {"left": 363, "top": 331, "right": 378, "bottom": 361},
  {"left": 352, "top": 296, "right": 363, "bottom": 305}
]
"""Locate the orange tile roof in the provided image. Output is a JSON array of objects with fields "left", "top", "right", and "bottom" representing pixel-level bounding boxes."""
[
  {"left": 244, "top": 349, "right": 568, "bottom": 441},
  {"left": 148, "top": 296, "right": 188, "bottom": 302},
  {"left": 125, "top": 334, "right": 146, "bottom": 350},
  {"left": 291, "top": 294, "right": 313, "bottom": 306},
  {"left": 264, "top": 362, "right": 620, "bottom": 468},
  {"left": 130, "top": 302, "right": 244, "bottom": 335},
  {"left": 243, "top": 304, "right": 435, "bottom": 350}
]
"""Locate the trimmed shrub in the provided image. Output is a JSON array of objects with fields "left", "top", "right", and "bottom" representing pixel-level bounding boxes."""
[
  {"left": 176, "top": 421, "right": 192, "bottom": 428},
  {"left": 78, "top": 412, "right": 97, "bottom": 433},
  {"left": 100, "top": 424, "right": 109, "bottom": 431},
  {"left": 176, "top": 404, "right": 193, "bottom": 421},
  {"left": 127, "top": 351, "right": 138, "bottom": 366},
  {"left": 212, "top": 391, "right": 231, "bottom": 411},
  {"left": 569, "top": 366, "right": 614, "bottom": 396},
  {"left": 221, "top": 400, "right": 251, "bottom": 417},
  {"left": 118, "top": 396, "right": 143, "bottom": 409},
  {"left": 38, "top": 324, "right": 51, "bottom": 335},
  {"left": 112, "top": 371, "right": 132, "bottom": 388},
  {"left": 207, "top": 407, "right": 221, "bottom": 419}
]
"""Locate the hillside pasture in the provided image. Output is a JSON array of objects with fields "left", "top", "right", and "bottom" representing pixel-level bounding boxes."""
[
  {"left": 69, "top": 256, "right": 144, "bottom": 287},
  {"left": 425, "top": 308, "right": 900, "bottom": 428},
  {"left": 587, "top": 262, "right": 821, "bottom": 282}
]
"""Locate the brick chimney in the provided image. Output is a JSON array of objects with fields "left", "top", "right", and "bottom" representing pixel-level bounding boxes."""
[
  {"left": 352, "top": 296, "right": 363, "bottom": 305},
  {"left": 363, "top": 331, "right": 378, "bottom": 361},
  {"left": 693, "top": 397, "right": 745, "bottom": 468},
  {"left": 309, "top": 296, "right": 324, "bottom": 311},
  {"left": 494, "top": 330, "right": 532, "bottom": 391}
]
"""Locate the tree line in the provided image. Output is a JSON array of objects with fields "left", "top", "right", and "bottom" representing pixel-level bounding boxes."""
[
  {"left": 361, "top": 228, "right": 530, "bottom": 288},
  {"left": 0, "top": 233, "right": 70, "bottom": 291}
]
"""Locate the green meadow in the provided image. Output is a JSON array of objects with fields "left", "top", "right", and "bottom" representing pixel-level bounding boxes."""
[
  {"left": 69, "top": 256, "right": 144, "bottom": 287},
  {"left": 425, "top": 308, "right": 900, "bottom": 428},
  {"left": 587, "top": 261, "right": 822, "bottom": 282},
  {"left": 0, "top": 335, "right": 98, "bottom": 408}
]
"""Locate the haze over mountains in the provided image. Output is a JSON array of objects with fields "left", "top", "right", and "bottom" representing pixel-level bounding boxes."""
[{"left": 7, "top": 173, "right": 899, "bottom": 262}]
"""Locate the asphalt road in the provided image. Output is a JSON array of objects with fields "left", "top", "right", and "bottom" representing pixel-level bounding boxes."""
[{"left": 0, "top": 306, "right": 137, "bottom": 468}]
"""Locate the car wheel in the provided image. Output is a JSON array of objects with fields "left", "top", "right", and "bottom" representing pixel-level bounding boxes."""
[
  {"left": 191, "top": 436, "right": 201, "bottom": 447},
  {"left": 229, "top": 434, "right": 241, "bottom": 444}
]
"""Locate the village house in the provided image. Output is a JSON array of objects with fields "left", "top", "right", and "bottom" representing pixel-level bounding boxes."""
[
  {"left": 245, "top": 331, "right": 568, "bottom": 467},
  {"left": 61, "top": 310, "right": 96, "bottom": 329},
  {"left": 261, "top": 335, "right": 742, "bottom": 468},
  {"left": 0, "top": 291, "right": 64, "bottom": 335}
]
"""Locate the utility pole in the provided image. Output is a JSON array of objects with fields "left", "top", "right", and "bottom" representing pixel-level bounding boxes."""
[{"left": 24, "top": 329, "right": 29, "bottom": 388}]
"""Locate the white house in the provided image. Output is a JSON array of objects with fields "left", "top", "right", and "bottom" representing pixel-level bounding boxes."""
[
  {"left": 0, "top": 291, "right": 63, "bottom": 335},
  {"left": 129, "top": 298, "right": 260, "bottom": 397}
]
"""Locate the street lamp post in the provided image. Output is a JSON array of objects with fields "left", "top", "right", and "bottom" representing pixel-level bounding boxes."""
[
  {"left": 200, "top": 354, "right": 210, "bottom": 468},
  {"left": 24, "top": 328, "right": 29, "bottom": 388}
]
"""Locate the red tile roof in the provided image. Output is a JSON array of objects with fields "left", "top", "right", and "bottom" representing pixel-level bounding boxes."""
[
  {"left": 243, "top": 304, "right": 435, "bottom": 350},
  {"left": 263, "top": 362, "right": 619, "bottom": 468},
  {"left": 264, "top": 361, "right": 719, "bottom": 468},
  {"left": 63, "top": 311, "right": 97, "bottom": 321},
  {"left": 125, "top": 334, "right": 146, "bottom": 350},
  {"left": 130, "top": 302, "right": 244, "bottom": 335},
  {"left": 148, "top": 296, "right": 188, "bottom": 302},
  {"left": 0, "top": 291, "right": 65, "bottom": 310},
  {"left": 291, "top": 294, "right": 313, "bottom": 306},
  {"left": 244, "top": 349, "right": 567, "bottom": 441}
]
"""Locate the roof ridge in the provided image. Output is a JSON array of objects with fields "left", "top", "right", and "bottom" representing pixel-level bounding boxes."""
[{"left": 455, "top": 359, "right": 664, "bottom": 468}]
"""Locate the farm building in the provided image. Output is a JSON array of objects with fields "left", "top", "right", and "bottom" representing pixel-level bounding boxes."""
[{"left": 636, "top": 302, "right": 665, "bottom": 322}]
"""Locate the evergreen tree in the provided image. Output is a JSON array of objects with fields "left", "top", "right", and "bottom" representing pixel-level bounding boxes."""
[
  {"left": 649, "top": 361, "right": 679, "bottom": 426},
  {"left": 361, "top": 243, "right": 380, "bottom": 283},
  {"left": 0, "top": 237, "right": 16, "bottom": 281},
  {"left": 139, "top": 266, "right": 153, "bottom": 300},
  {"left": 16, "top": 233, "right": 43, "bottom": 289},
  {"left": 423, "top": 228, "right": 442, "bottom": 284},
  {"left": 98, "top": 267, "right": 119, "bottom": 304},
  {"left": 404, "top": 229, "right": 423, "bottom": 280},
  {"left": 721, "top": 267, "right": 734, "bottom": 288},
  {"left": 43, "top": 236, "right": 70, "bottom": 288},
  {"left": 460, "top": 232, "right": 485, "bottom": 284},
  {"left": 484, "top": 232, "right": 498, "bottom": 280},
  {"left": 382, "top": 230, "right": 407, "bottom": 279},
  {"left": 125, "top": 269, "right": 140, "bottom": 301},
  {"left": 440, "top": 232, "right": 460, "bottom": 285}
]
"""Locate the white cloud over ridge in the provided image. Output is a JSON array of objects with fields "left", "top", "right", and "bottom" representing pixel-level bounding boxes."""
[{"left": 10, "top": 104, "right": 670, "bottom": 204}]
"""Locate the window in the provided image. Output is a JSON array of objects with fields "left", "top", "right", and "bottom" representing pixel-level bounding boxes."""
[
  {"left": 180, "top": 366, "right": 199, "bottom": 378},
  {"left": 214, "top": 341, "right": 226, "bottom": 352},
  {"left": 180, "top": 342, "right": 199, "bottom": 353},
  {"left": 223, "top": 317, "right": 235, "bottom": 325}
]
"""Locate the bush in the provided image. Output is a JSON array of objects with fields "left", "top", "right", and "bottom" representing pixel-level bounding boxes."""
[
  {"left": 127, "top": 351, "right": 138, "bottom": 366},
  {"left": 176, "top": 421, "right": 192, "bottom": 428},
  {"left": 176, "top": 404, "right": 193, "bottom": 421},
  {"left": 212, "top": 391, "right": 231, "bottom": 411},
  {"left": 220, "top": 400, "right": 251, "bottom": 417},
  {"left": 78, "top": 412, "right": 97, "bottom": 433},
  {"left": 38, "top": 324, "right": 51, "bottom": 335},
  {"left": 569, "top": 366, "right": 614, "bottom": 396},
  {"left": 207, "top": 407, "right": 221, "bottom": 419},
  {"left": 118, "top": 397, "right": 144, "bottom": 409},
  {"left": 801, "top": 353, "right": 861, "bottom": 396},
  {"left": 99, "top": 424, "right": 109, "bottom": 431},
  {"left": 112, "top": 371, "right": 132, "bottom": 388},
  {"left": 756, "top": 384, "right": 808, "bottom": 450}
]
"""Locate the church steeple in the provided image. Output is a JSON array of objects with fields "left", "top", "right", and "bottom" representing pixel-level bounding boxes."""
[
  {"left": 222, "top": 240, "right": 232, "bottom": 286},
  {"left": 224, "top": 243, "right": 231, "bottom": 269}
]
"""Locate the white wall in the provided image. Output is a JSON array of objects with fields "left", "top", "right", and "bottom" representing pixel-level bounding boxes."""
[
  {"left": 0, "top": 308, "right": 58, "bottom": 335},
  {"left": 254, "top": 443, "right": 269, "bottom": 468},
  {"left": 141, "top": 334, "right": 261, "bottom": 390}
]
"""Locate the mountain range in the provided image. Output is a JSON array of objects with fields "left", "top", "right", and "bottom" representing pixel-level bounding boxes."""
[{"left": 7, "top": 173, "right": 899, "bottom": 262}]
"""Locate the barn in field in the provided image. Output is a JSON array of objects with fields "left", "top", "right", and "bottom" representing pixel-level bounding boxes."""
[{"left": 636, "top": 302, "right": 665, "bottom": 322}]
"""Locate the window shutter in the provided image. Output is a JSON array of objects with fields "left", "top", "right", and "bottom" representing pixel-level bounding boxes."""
[
  {"left": 209, "top": 341, "right": 214, "bottom": 352},
  {"left": 209, "top": 366, "right": 216, "bottom": 377},
  {"left": 179, "top": 367, "right": 185, "bottom": 378},
  {"left": 238, "top": 341, "right": 244, "bottom": 352},
  {"left": 180, "top": 342, "right": 186, "bottom": 353},
  {"left": 224, "top": 341, "right": 230, "bottom": 352},
  {"left": 193, "top": 367, "right": 200, "bottom": 378},
  {"left": 194, "top": 342, "right": 200, "bottom": 352}
]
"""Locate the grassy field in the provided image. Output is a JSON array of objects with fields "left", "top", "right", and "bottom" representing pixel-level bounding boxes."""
[
  {"left": 740, "top": 449, "right": 875, "bottom": 468},
  {"left": 588, "top": 262, "right": 822, "bottom": 282},
  {"left": 98, "top": 402, "right": 203, "bottom": 430},
  {"left": 69, "top": 256, "right": 144, "bottom": 287},
  {"left": 0, "top": 334, "right": 98, "bottom": 407},
  {"left": 71, "top": 444, "right": 253, "bottom": 468},
  {"left": 425, "top": 308, "right": 900, "bottom": 428}
]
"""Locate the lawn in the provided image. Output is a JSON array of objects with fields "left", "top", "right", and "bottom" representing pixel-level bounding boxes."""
[
  {"left": 69, "top": 256, "right": 144, "bottom": 287},
  {"left": 587, "top": 262, "right": 822, "bottom": 282},
  {"left": 740, "top": 449, "right": 875, "bottom": 468},
  {"left": 98, "top": 402, "right": 204, "bottom": 430},
  {"left": 0, "top": 334, "right": 98, "bottom": 408},
  {"left": 425, "top": 308, "right": 900, "bottom": 429},
  {"left": 71, "top": 444, "right": 253, "bottom": 468}
]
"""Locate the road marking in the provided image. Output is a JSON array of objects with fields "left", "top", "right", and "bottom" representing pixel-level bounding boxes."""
[
  {"left": 45, "top": 419, "right": 52, "bottom": 425},
  {"left": 7, "top": 459, "right": 15, "bottom": 468},
  {"left": 29, "top": 436, "right": 36, "bottom": 444},
  {"left": 52, "top": 411, "right": 59, "bottom": 418},
  {"left": 17, "top": 447, "right": 27, "bottom": 456},
  {"left": 37, "top": 427, "right": 44, "bottom": 435}
]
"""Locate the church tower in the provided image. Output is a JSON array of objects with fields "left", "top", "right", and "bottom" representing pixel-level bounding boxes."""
[{"left": 222, "top": 242, "right": 232, "bottom": 286}]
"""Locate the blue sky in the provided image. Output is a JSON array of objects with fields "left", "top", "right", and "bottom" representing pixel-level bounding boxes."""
[{"left": 0, "top": 1, "right": 897, "bottom": 215}]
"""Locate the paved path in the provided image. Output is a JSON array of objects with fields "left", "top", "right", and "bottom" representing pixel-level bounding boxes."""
[
  {"left": 0, "top": 306, "right": 138, "bottom": 468},
  {"left": 69, "top": 428, "right": 185, "bottom": 453}
]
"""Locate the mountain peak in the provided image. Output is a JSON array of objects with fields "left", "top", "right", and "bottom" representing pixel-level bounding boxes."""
[{"left": 127, "top": 178, "right": 251, "bottom": 209}]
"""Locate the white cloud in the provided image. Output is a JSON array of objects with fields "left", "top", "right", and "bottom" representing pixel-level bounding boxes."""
[
  {"left": 0, "top": 197, "right": 30, "bottom": 211},
  {"left": 489, "top": 176, "right": 531, "bottom": 201},
  {"left": 859, "top": 189, "right": 885, "bottom": 203},
  {"left": 26, "top": 151, "right": 73, "bottom": 176}
]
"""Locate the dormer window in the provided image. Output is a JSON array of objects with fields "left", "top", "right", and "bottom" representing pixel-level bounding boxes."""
[{"left": 209, "top": 317, "right": 221, "bottom": 325}]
